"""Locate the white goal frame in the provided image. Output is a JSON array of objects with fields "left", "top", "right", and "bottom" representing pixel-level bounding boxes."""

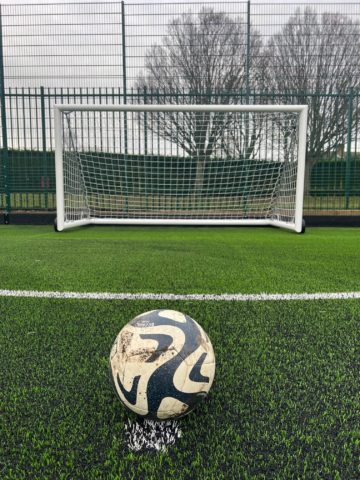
[{"left": 54, "top": 104, "right": 307, "bottom": 233}]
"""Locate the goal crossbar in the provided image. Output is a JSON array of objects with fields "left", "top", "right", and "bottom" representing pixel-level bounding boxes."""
[
  {"left": 55, "top": 104, "right": 307, "bottom": 113},
  {"left": 54, "top": 104, "right": 308, "bottom": 233}
]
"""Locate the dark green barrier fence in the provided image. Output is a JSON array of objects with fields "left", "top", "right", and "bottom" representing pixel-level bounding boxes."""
[
  {"left": 1, "top": 148, "right": 360, "bottom": 213},
  {"left": 311, "top": 158, "right": 360, "bottom": 196},
  {"left": 0, "top": 149, "right": 55, "bottom": 210}
]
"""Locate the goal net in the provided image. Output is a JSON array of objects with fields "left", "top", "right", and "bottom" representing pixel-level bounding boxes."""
[{"left": 54, "top": 104, "right": 307, "bottom": 232}]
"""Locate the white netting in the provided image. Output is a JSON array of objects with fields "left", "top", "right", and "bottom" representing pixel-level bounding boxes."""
[{"left": 60, "top": 108, "right": 300, "bottom": 225}]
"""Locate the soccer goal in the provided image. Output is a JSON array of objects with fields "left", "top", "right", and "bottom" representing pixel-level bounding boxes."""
[{"left": 54, "top": 104, "right": 307, "bottom": 232}]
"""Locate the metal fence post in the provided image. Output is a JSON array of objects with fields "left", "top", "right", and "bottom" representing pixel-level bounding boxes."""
[
  {"left": 121, "top": 1, "right": 129, "bottom": 212},
  {"left": 345, "top": 88, "right": 354, "bottom": 209},
  {"left": 0, "top": 4, "right": 10, "bottom": 223},
  {"left": 121, "top": 1, "right": 128, "bottom": 153},
  {"left": 242, "top": 0, "right": 252, "bottom": 214},
  {"left": 246, "top": 0, "right": 251, "bottom": 104},
  {"left": 143, "top": 86, "right": 148, "bottom": 155},
  {"left": 40, "top": 86, "right": 48, "bottom": 208},
  {"left": 121, "top": 1, "right": 127, "bottom": 102}
]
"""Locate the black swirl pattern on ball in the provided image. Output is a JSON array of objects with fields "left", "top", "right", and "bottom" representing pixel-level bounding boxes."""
[{"left": 116, "top": 310, "right": 211, "bottom": 419}]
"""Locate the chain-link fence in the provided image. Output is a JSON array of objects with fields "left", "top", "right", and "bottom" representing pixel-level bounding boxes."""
[{"left": 0, "top": 1, "right": 359, "bottom": 220}]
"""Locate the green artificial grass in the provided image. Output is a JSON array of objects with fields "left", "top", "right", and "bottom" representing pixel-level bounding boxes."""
[
  {"left": 0, "top": 297, "right": 359, "bottom": 479},
  {"left": 0, "top": 226, "right": 359, "bottom": 479},
  {"left": 0, "top": 225, "right": 359, "bottom": 294}
]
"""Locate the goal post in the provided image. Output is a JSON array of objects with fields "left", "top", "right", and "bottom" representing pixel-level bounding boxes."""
[{"left": 54, "top": 104, "right": 307, "bottom": 232}]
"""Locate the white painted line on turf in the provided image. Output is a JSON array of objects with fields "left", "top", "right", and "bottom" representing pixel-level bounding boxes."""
[{"left": 0, "top": 289, "right": 360, "bottom": 302}]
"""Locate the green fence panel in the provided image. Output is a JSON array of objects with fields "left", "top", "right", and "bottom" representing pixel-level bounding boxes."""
[{"left": 0, "top": 2, "right": 359, "bottom": 217}]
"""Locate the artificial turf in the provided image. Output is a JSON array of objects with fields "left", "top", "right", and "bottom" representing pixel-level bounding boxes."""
[
  {"left": 1, "top": 297, "right": 359, "bottom": 479},
  {"left": 0, "top": 226, "right": 359, "bottom": 479},
  {"left": 0, "top": 225, "right": 359, "bottom": 294}
]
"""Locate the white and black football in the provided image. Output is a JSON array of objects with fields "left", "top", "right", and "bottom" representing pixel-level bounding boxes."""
[{"left": 109, "top": 309, "right": 215, "bottom": 420}]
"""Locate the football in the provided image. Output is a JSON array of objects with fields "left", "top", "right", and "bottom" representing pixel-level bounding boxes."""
[{"left": 109, "top": 309, "right": 215, "bottom": 420}]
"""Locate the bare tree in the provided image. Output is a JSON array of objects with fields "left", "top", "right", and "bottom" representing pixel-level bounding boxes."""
[
  {"left": 137, "top": 8, "right": 264, "bottom": 192},
  {"left": 265, "top": 7, "right": 360, "bottom": 191}
]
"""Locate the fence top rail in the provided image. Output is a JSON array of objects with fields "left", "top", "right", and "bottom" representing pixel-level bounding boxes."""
[{"left": 54, "top": 103, "right": 308, "bottom": 113}]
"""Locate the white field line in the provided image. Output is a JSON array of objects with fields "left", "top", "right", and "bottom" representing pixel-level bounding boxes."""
[{"left": 0, "top": 289, "right": 360, "bottom": 302}]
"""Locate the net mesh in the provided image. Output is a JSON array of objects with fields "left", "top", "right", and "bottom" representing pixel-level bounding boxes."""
[{"left": 61, "top": 108, "right": 300, "bottom": 224}]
